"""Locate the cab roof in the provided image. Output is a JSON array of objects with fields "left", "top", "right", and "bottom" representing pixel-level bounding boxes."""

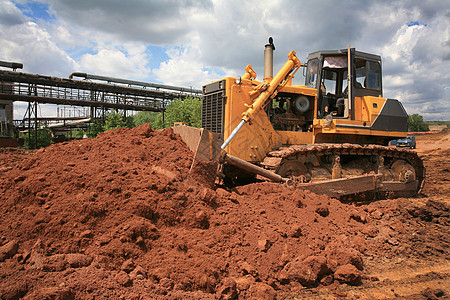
[{"left": 307, "top": 48, "right": 381, "bottom": 62}]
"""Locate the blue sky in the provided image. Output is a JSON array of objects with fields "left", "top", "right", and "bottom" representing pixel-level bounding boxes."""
[
  {"left": 15, "top": 1, "right": 54, "bottom": 21},
  {"left": 407, "top": 21, "right": 427, "bottom": 27},
  {"left": 1, "top": 0, "right": 449, "bottom": 120}
]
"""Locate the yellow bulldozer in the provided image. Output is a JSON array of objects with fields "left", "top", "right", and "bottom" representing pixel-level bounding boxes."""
[{"left": 174, "top": 38, "right": 424, "bottom": 198}]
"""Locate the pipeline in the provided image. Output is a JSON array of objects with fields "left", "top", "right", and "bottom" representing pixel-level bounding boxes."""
[{"left": 69, "top": 72, "right": 202, "bottom": 95}]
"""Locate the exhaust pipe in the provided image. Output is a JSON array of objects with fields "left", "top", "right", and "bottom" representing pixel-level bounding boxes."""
[{"left": 264, "top": 37, "right": 275, "bottom": 80}]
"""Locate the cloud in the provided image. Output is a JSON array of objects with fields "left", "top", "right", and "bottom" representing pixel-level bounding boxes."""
[
  {"left": 153, "top": 46, "right": 223, "bottom": 89},
  {"left": 380, "top": 9, "right": 450, "bottom": 120},
  {"left": 78, "top": 43, "right": 152, "bottom": 79},
  {"left": 43, "top": 0, "right": 214, "bottom": 45},
  {"left": 0, "top": 0, "right": 27, "bottom": 25},
  {"left": 0, "top": 21, "right": 77, "bottom": 76},
  {"left": 2, "top": 0, "right": 450, "bottom": 120}
]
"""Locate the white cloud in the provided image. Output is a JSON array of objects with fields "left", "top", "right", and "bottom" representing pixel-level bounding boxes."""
[
  {"left": 1, "top": 0, "right": 450, "bottom": 120},
  {"left": 382, "top": 24, "right": 427, "bottom": 62},
  {"left": 379, "top": 12, "right": 450, "bottom": 120},
  {"left": 43, "top": 0, "right": 213, "bottom": 45},
  {"left": 0, "top": 2, "right": 77, "bottom": 76},
  {"left": 383, "top": 75, "right": 414, "bottom": 88},
  {"left": 153, "top": 46, "right": 222, "bottom": 89},
  {"left": 49, "top": 21, "right": 92, "bottom": 50},
  {"left": 78, "top": 43, "right": 151, "bottom": 79}
]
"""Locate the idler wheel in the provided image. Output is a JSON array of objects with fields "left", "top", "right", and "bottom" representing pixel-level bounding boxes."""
[
  {"left": 391, "top": 159, "right": 416, "bottom": 182},
  {"left": 277, "top": 159, "right": 311, "bottom": 183}
]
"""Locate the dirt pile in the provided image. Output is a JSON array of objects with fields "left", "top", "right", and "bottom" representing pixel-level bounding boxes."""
[{"left": 0, "top": 124, "right": 448, "bottom": 299}]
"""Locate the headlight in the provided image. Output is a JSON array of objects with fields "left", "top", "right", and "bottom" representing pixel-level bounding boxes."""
[{"left": 325, "top": 114, "right": 333, "bottom": 126}]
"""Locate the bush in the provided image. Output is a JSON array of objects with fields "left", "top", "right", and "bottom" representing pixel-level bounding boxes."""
[
  {"left": 133, "top": 111, "right": 160, "bottom": 128},
  {"left": 85, "top": 111, "right": 133, "bottom": 138},
  {"left": 132, "top": 96, "right": 202, "bottom": 129},
  {"left": 86, "top": 118, "right": 104, "bottom": 138},
  {"left": 20, "top": 127, "right": 53, "bottom": 149},
  {"left": 103, "top": 111, "right": 127, "bottom": 131},
  {"left": 408, "top": 114, "right": 429, "bottom": 132}
]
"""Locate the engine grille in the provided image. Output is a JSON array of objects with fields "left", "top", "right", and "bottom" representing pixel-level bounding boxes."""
[{"left": 202, "top": 80, "right": 226, "bottom": 135}]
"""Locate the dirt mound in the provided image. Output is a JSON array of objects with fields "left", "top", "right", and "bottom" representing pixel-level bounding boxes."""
[{"left": 0, "top": 124, "right": 448, "bottom": 299}]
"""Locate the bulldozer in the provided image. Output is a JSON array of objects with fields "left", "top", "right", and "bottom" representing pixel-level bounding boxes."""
[{"left": 173, "top": 38, "right": 424, "bottom": 198}]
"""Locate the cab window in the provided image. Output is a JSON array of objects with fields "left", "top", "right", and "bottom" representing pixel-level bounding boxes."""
[
  {"left": 354, "top": 59, "right": 381, "bottom": 90},
  {"left": 366, "top": 61, "right": 381, "bottom": 90},
  {"left": 305, "top": 58, "right": 319, "bottom": 88},
  {"left": 321, "top": 69, "right": 338, "bottom": 95}
]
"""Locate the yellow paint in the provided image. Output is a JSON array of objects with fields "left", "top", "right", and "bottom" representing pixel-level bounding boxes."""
[
  {"left": 224, "top": 79, "right": 282, "bottom": 162},
  {"left": 279, "top": 131, "right": 314, "bottom": 145},
  {"left": 213, "top": 53, "right": 407, "bottom": 164}
]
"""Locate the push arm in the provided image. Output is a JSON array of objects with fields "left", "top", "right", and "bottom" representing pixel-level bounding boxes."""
[{"left": 221, "top": 51, "right": 301, "bottom": 149}]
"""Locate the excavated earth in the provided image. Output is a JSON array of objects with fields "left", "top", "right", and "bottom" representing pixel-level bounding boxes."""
[{"left": 0, "top": 124, "right": 448, "bottom": 299}]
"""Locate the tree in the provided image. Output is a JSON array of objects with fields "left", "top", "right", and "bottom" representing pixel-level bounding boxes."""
[
  {"left": 408, "top": 114, "right": 429, "bottom": 132},
  {"left": 85, "top": 111, "right": 132, "bottom": 138},
  {"left": 159, "top": 96, "right": 202, "bottom": 128},
  {"left": 70, "top": 128, "right": 86, "bottom": 139},
  {"left": 86, "top": 118, "right": 104, "bottom": 138},
  {"left": 133, "top": 111, "right": 160, "bottom": 128},
  {"left": 20, "top": 127, "right": 53, "bottom": 149},
  {"left": 132, "top": 97, "right": 202, "bottom": 129},
  {"left": 103, "top": 111, "right": 127, "bottom": 131}
]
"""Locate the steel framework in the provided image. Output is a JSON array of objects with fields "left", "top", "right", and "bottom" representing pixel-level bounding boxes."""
[{"left": 0, "top": 69, "right": 202, "bottom": 148}]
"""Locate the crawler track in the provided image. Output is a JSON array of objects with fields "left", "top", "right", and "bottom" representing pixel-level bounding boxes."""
[{"left": 262, "top": 143, "right": 425, "bottom": 195}]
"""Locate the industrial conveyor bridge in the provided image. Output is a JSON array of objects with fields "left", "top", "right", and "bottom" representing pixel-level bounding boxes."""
[
  {"left": 0, "top": 64, "right": 202, "bottom": 147},
  {"left": 0, "top": 70, "right": 202, "bottom": 112}
]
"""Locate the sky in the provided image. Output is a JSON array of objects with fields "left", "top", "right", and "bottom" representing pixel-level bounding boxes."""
[{"left": 1, "top": 0, "right": 449, "bottom": 121}]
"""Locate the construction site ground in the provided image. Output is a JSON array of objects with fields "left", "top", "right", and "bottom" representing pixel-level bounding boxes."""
[{"left": 0, "top": 125, "right": 448, "bottom": 299}]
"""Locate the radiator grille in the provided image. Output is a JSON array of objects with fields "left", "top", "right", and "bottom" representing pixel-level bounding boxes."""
[{"left": 202, "top": 80, "right": 225, "bottom": 135}]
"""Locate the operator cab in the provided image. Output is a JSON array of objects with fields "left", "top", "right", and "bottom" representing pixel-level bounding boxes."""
[{"left": 305, "top": 48, "right": 382, "bottom": 120}]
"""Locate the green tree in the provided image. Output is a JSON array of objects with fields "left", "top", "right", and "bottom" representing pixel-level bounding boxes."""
[
  {"left": 103, "top": 111, "right": 126, "bottom": 131},
  {"left": 159, "top": 96, "right": 202, "bottom": 128},
  {"left": 132, "top": 97, "right": 202, "bottom": 129},
  {"left": 20, "top": 126, "right": 53, "bottom": 149},
  {"left": 408, "top": 114, "right": 429, "bottom": 132},
  {"left": 85, "top": 111, "right": 132, "bottom": 138},
  {"left": 86, "top": 118, "right": 104, "bottom": 138},
  {"left": 124, "top": 115, "right": 135, "bottom": 128},
  {"left": 69, "top": 128, "right": 86, "bottom": 139},
  {"left": 133, "top": 111, "right": 160, "bottom": 127}
]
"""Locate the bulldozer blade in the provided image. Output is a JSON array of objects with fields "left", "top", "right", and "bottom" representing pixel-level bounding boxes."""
[
  {"left": 172, "top": 125, "right": 224, "bottom": 165},
  {"left": 172, "top": 125, "right": 224, "bottom": 187}
]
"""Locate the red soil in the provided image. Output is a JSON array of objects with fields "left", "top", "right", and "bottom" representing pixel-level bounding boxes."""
[{"left": 0, "top": 124, "right": 448, "bottom": 299}]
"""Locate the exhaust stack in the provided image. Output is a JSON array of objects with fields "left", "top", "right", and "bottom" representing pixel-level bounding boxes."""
[{"left": 264, "top": 37, "right": 275, "bottom": 80}]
